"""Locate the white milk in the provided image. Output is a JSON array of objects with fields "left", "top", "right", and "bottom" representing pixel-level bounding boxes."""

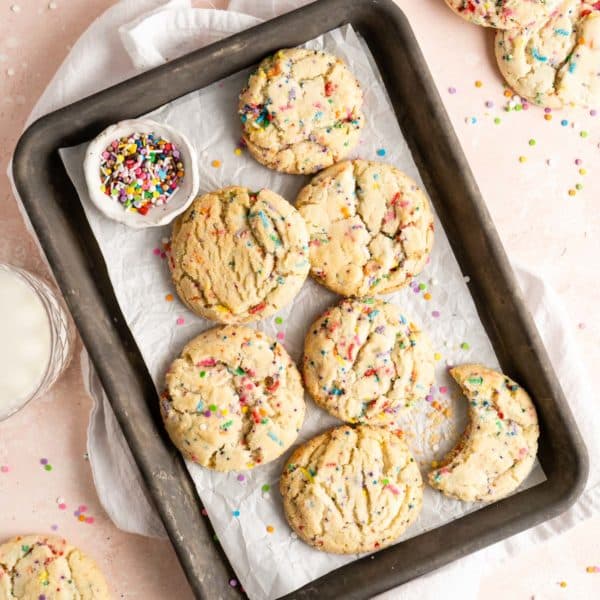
[{"left": 0, "top": 268, "right": 52, "bottom": 420}]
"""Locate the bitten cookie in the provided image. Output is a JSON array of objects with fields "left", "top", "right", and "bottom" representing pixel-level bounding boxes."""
[
  {"left": 496, "top": 1, "right": 600, "bottom": 108},
  {"left": 161, "top": 326, "right": 305, "bottom": 471},
  {"left": 170, "top": 186, "right": 309, "bottom": 324},
  {"left": 238, "top": 48, "right": 364, "bottom": 174},
  {"left": 0, "top": 534, "right": 110, "bottom": 600},
  {"left": 280, "top": 425, "right": 423, "bottom": 554},
  {"left": 303, "top": 298, "right": 435, "bottom": 424},
  {"left": 428, "top": 364, "right": 539, "bottom": 502},
  {"left": 445, "top": 0, "right": 562, "bottom": 30},
  {"left": 296, "top": 160, "right": 434, "bottom": 297}
]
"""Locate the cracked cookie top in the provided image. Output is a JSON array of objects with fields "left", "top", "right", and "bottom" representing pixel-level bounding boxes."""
[
  {"left": 170, "top": 186, "right": 309, "bottom": 324},
  {"left": 496, "top": 1, "right": 600, "bottom": 108},
  {"left": 303, "top": 298, "right": 435, "bottom": 425},
  {"left": 238, "top": 48, "right": 364, "bottom": 174},
  {"left": 0, "top": 534, "right": 110, "bottom": 600},
  {"left": 296, "top": 160, "right": 434, "bottom": 297},
  {"left": 280, "top": 425, "right": 423, "bottom": 554},
  {"left": 445, "top": 0, "right": 563, "bottom": 30},
  {"left": 428, "top": 364, "right": 539, "bottom": 502},
  {"left": 161, "top": 326, "right": 305, "bottom": 471}
]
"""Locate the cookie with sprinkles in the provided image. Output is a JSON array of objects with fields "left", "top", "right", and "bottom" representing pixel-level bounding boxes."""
[
  {"left": 496, "top": 1, "right": 600, "bottom": 108},
  {"left": 428, "top": 364, "right": 539, "bottom": 502},
  {"left": 296, "top": 160, "right": 434, "bottom": 297},
  {"left": 280, "top": 425, "right": 423, "bottom": 553},
  {"left": 0, "top": 534, "right": 110, "bottom": 599},
  {"left": 303, "top": 298, "right": 435, "bottom": 424},
  {"left": 170, "top": 186, "right": 309, "bottom": 323},
  {"left": 161, "top": 326, "right": 305, "bottom": 471},
  {"left": 238, "top": 48, "right": 364, "bottom": 174},
  {"left": 445, "top": 0, "right": 563, "bottom": 30}
]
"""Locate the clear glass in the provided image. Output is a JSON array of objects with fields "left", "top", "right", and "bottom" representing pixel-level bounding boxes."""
[{"left": 0, "top": 264, "right": 75, "bottom": 421}]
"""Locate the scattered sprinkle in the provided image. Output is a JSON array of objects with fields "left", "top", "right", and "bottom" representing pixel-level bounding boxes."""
[
  {"left": 578, "top": 322, "right": 586, "bottom": 330},
  {"left": 176, "top": 317, "right": 185, "bottom": 325},
  {"left": 544, "top": 114, "right": 552, "bottom": 121},
  {"left": 376, "top": 148, "right": 386, "bottom": 157},
  {"left": 474, "top": 80, "right": 483, "bottom": 88},
  {"left": 518, "top": 156, "right": 527, "bottom": 163},
  {"left": 485, "top": 100, "right": 494, "bottom": 108},
  {"left": 276, "top": 332, "right": 285, "bottom": 341},
  {"left": 233, "top": 148, "right": 242, "bottom": 156},
  {"left": 460, "top": 342, "right": 470, "bottom": 350},
  {"left": 165, "top": 293, "right": 174, "bottom": 302},
  {"left": 431, "top": 310, "right": 440, "bottom": 318},
  {"left": 237, "top": 474, "right": 245, "bottom": 482},
  {"left": 494, "top": 117, "right": 501, "bottom": 125},
  {"left": 232, "top": 510, "right": 240, "bottom": 517},
  {"left": 423, "top": 292, "right": 432, "bottom": 301},
  {"left": 275, "top": 316, "right": 283, "bottom": 325},
  {"left": 266, "top": 525, "right": 275, "bottom": 533},
  {"left": 0, "top": 465, "right": 9, "bottom": 473},
  {"left": 229, "top": 579, "right": 238, "bottom": 587},
  {"left": 586, "top": 566, "right": 600, "bottom": 573},
  {"left": 568, "top": 189, "right": 576, "bottom": 197},
  {"left": 448, "top": 87, "right": 457, "bottom": 94},
  {"left": 261, "top": 484, "right": 270, "bottom": 493},
  {"left": 561, "top": 119, "right": 569, "bottom": 127},
  {"left": 559, "top": 581, "right": 567, "bottom": 588},
  {"left": 211, "top": 159, "right": 221, "bottom": 168},
  {"left": 528, "top": 139, "right": 536, "bottom": 146},
  {"left": 580, "top": 130, "right": 588, "bottom": 138},
  {"left": 434, "top": 352, "right": 442, "bottom": 361}
]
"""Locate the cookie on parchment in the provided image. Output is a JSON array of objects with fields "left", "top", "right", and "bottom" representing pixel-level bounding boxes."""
[
  {"left": 296, "top": 160, "right": 434, "bottom": 297},
  {"left": 303, "top": 298, "right": 435, "bottom": 424},
  {"left": 280, "top": 425, "right": 423, "bottom": 554},
  {"left": 238, "top": 48, "right": 364, "bottom": 174},
  {"left": 428, "top": 364, "right": 539, "bottom": 502},
  {"left": 161, "top": 326, "right": 305, "bottom": 471},
  {"left": 495, "top": 1, "right": 600, "bottom": 108},
  {"left": 0, "top": 534, "right": 110, "bottom": 600},
  {"left": 170, "top": 186, "right": 309, "bottom": 324},
  {"left": 445, "top": 0, "right": 562, "bottom": 30}
]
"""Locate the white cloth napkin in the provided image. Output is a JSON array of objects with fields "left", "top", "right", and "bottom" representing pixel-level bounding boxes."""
[{"left": 8, "top": 1, "right": 599, "bottom": 598}]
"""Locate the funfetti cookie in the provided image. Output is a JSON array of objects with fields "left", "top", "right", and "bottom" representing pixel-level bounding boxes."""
[
  {"left": 496, "top": 1, "right": 600, "bottom": 109},
  {"left": 428, "top": 364, "right": 539, "bottom": 502},
  {"left": 445, "top": 0, "right": 563, "bottom": 30},
  {"left": 161, "top": 326, "right": 305, "bottom": 471},
  {"left": 0, "top": 534, "right": 110, "bottom": 600},
  {"left": 280, "top": 425, "right": 423, "bottom": 554},
  {"left": 170, "top": 186, "right": 309, "bottom": 324},
  {"left": 303, "top": 298, "right": 435, "bottom": 425},
  {"left": 296, "top": 160, "right": 434, "bottom": 297},
  {"left": 238, "top": 48, "right": 364, "bottom": 174}
]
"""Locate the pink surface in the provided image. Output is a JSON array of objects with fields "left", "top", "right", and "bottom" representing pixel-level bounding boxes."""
[{"left": 0, "top": 1, "right": 598, "bottom": 598}]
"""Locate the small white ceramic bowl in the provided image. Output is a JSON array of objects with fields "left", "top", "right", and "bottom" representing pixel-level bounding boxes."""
[{"left": 83, "top": 118, "right": 199, "bottom": 228}]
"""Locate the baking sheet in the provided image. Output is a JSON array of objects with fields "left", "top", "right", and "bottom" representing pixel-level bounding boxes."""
[{"left": 59, "top": 25, "right": 545, "bottom": 600}]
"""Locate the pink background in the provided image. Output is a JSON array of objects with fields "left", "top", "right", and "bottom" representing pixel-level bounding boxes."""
[{"left": 0, "top": 1, "right": 598, "bottom": 598}]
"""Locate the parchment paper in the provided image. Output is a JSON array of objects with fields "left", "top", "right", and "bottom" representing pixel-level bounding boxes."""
[{"left": 60, "top": 25, "right": 545, "bottom": 600}]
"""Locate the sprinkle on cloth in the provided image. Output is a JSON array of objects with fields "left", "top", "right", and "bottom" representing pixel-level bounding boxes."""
[{"left": 99, "top": 132, "right": 184, "bottom": 215}]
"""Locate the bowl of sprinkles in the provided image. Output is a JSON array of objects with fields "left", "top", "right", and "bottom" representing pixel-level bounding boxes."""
[{"left": 83, "top": 119, "right": 199, "bottom": 228}]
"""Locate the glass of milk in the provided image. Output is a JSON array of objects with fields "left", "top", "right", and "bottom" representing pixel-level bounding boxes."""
[{"left": 0, "top": 264, "right": 74, "bottom": 421}]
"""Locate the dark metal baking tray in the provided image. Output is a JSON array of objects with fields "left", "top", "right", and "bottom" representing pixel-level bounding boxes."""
[{"left": 12, "top": 0, "right": 588, "bottom": 598}]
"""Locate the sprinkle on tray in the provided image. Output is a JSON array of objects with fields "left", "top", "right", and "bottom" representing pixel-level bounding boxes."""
[{"left": 99, "top": 132, "right": 184, "bottom": 215}]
